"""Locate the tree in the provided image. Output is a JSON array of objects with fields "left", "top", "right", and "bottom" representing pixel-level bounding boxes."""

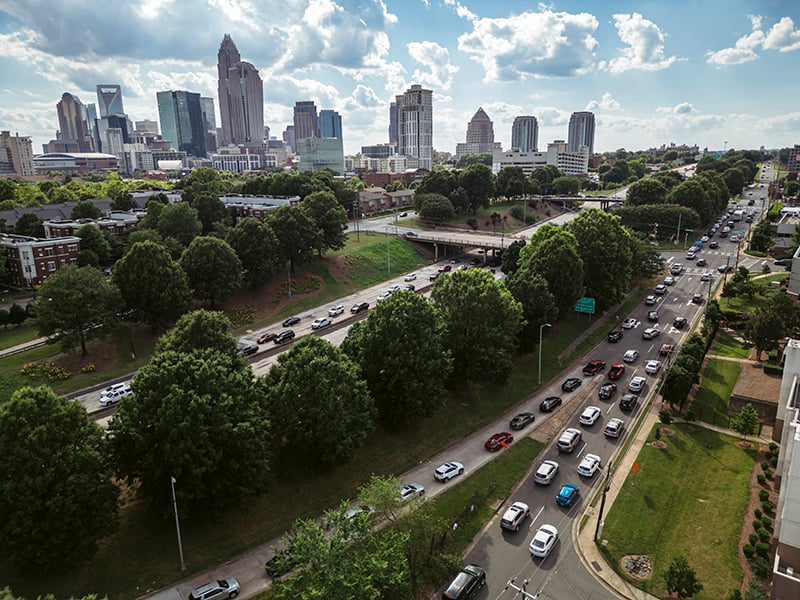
[
  {"left": 75, "top": 223, "right": 111, "bottom": 264},
  {"left": 746, "top": 308, "right": 783, "bottom": 360},
  {"left": 108, "top": 348, "right": 271, "bottom": 516},
  {"left": 30, "top": 265, "right": 121, "bottom": 355},
  {"left": 180, "top": 236, "right": 242, "bottom": 308},
  {"left": 722, "top": 167, "right": 746, "bottom": 197},
  {"left": 749, "top": 220, "right": 772, "bottom": 253},
  {"left": 629, "top": 232, "right": 665, "bottom": 279},
  {"left": 501, "top": 239, "right": 526, "bottom": 275},
  {"left": 662, "top": 363, "right": 696, "bottom": 409},
  {"left": 416, "top": 193, "right": 455, "bottom": 223},
  {"left": 225, "top": 217, "right": 281, "bottom": 288},
  {"left": 731, "top": 403, "right": 760, "bottom": 436},
  {"left": 529, "top": 165, "right": 562, "bottom": 194},
  {"left": 109, "top": 190, "right": 136, "bottom": 211},
  {"left": 71, "top": 200, "right": 102, "bottom": 219},
  {"left": 15, "top": 213, "right": 44, "bottom": 237},
  {"left": 625, "top": 177, "right": 668, "bottom": 206},
  {"left": 342, "top": 292, "right": 452, "bottom": 426},
  {"left": 505, "top": 268, "right": 558, "bottom": 351},
  {"left": 7, "top": 302, "right": 27, "bottom": 327},
  {"left": 0, "top": 178, "right": 16, "bottom": 202},
  {"left": 495, "top": 166, "right": 528, "bottom": 198},
  {"left": 552, "top": 175, "right": 581, "bottom": 195},
  {"left": 431, "top": 269, "right": 523, "bottom": 384},
  {"left": 0, "top": 386, "right": 118, "bottom": 571},
  {"left": 356, "top": 475, "right": 417, "bottom": 524},
  {"left": 415, "top": 170, "right": 457, "bottom": 198},
  {"left": 189, "top": 191, "right": 231, "bottom": 234},
  {"left": 667, "top": 179, "right": 713, "bottom": 224},
  {"left": 458, "top": 163, "right": 495, "bottom": 213},
  {"left": 267, "top": 205, "right": 318, "bottom": 272},
  {"left": 113, "top": 240, "right": 192, "bottom": 330},
  {"left": 663, "top": 555, "right": 703, "bottom": 599},
  {"left": 156, "top": 309, "right": 246, "bottom": 368},
  {"left": 264, "top": 336, "right": 376, "bottom": 468},
  {"left": 156, "top": 201, "right": 201, "bottom": 248},
  {"left": 301, "top": 190, "right": 349, "bottom": 255}
]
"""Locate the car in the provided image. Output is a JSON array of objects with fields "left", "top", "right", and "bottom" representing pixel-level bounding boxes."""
[
  {"left": 556, "top": 483, "right": 580, "bottom": 507},
  {"left": 311, "top": 317, "right": 332, "bottom": 330},
  {"left": 709, "top": 240, "right": 719, "bottom": 248},
  {"left": 774, "top": 258, "right": 791, "bottom": 266},
  {"left": 664, "top": 276, "right": 675, "bottom": 286},
  {"left": 387, "top": 284, "right": 401, "bottom": 293},
  {"left": 404, "top": 283, "right": 416, "bottom": 291},
  {"left": 642, "top": 327, "right": 660, "bottom": 340},
  {"left": 701, "top": 235, "right": 709, "bottom": 242},
  {"left": 500, "top": 501, "right": 530, "bottom": 532},
  {"left": 450, "top": 258, "right": 460, "bottom": 264},
  {"left": 429, "top": 273, "right": 439, "bottom": 281},
  {"left": 722, "top": 226, "right": 731, "bottom": 233},
  {"left": 442, "top": 564, "right": 485, "bottom": 600},
  {"left": 604, "top": 418, "right": 625, "bottom": 438},
  {"left": 350, "top": 301, "right": 370, "bottom": 314},
  {"left": 670, "top": 263, "right": 685, "bottom": 275},
  {"left": 399, "top": 211, "right": 408, "bottom": 217},
  {"left": 469, "top": 257, "right": 481, "bottom": 265},
  {"left": 457, "top": 264, "right": 468, "bottom": 270},
  {"left": 556, "top": 428, "right": 582, "bottom": 453},
  {"left": 434, "top": 461, "right": 464, "bottom": 482},
  {"left": 579, "top": 405, "right": 602, "bottom": 426},
  {"left": 561, "top": 377, "right": 582, "bottom": 392},
  {"left": 188, "top": 578, "right": 240, "bottom": 600},
  {"left": 692, "top": 293, "right": 704, "bottom": 304},
  {"left": 654, "top": 284, "right": 667, "bottom": 295},
  {"left": 647, "top": 310, "right": 659, "bottom": 322},
  {"left": 582, "top": 359, "right": 607, "bottom": 376},
  {"left": 99, "top": 383, "right": 133, "bottom": 406},
  {"left": 701, "top": 272, "right": 711, "bottom": 282},
  {"left": 577, "top": 453, "right": 602, "bottom": 477},
  {"left": 529, "top": 524, "right": 559, "bottom": 558},
  {"left": 623, "top": 349, "right": 640, "bottom": 363},
  {"left": 438, "top": 264, "right": 452, "bottom": 273},
  {"left": 619, "top": 393, "right": 638, "bottom": 412},
  {"left": 534, "top": 459, "right": 559, "bottom": 484},
  {"left": 718, "top": 264, "right": 735, "bottom": 274},
  {"left": 484, "top": 432, "right": 514, "bottom": 451},
  {"left": 400, "top": 483, "right": 425, "bottom": 502},
  {"left": 282, "top": 316, "right": 301, "bottom": 327},
  {"left": 628, "top": 376, "right": 647, "bottom": 393},
  {"left": 730, "top": 235, "right": 740, "bottom": 243},
  {"left": 404, "top": 230, "right": 418, "bottom": 237},
  {"left": 509, "top": 412, "right": 535, "bottom": 430},
  {"left": 645, "top": 359, "right": 662, "bottom": 375},
  {"left": 607, "top": 329, "right": 623, "bottom": 343},
  {"left": 274, "top": 329, "right": 296, "bottom": 344},
  {"left": 696, "top": 258, "right": 707, "bottom": 267},
  {"left": 622, "top": 317, "right": 638, "bottom": 329},
  {"left": 328, "top": 304, "right": 345, "bottom": 316},
  {"left": 540, "top": 396, "right": 563, "bottom": 412},
  {"left": 685, "top": 252, "right": 696, "bottom": 260},
  {"left": 645, "top": 295, "right": 657, "bottom": 306},
  {"left": 344, "top": 504, "right": 375, "bottom": 520},
  {"left": 237, "top": 339, "right": 258, "bottom": 356},
  {"left": 404, "top": 273, "right": 417, "bottom": 282},
  {"left": 660, "top": 343, "right": 675, "bottom": 356},
  {"left": 673, "top": 316, "right": 687, "bottom": 329},
  {"left": 607, "top": 363, "right": 625, "bottom": 380},
  {"left": 598, "top": 382, "right": 617, "bottom": 400},
  {"left": 376, "top": 291, "right": 392, "bottom": 302},
  {"left": 718, "top": 229, "right": 728, "bottom": 238}
]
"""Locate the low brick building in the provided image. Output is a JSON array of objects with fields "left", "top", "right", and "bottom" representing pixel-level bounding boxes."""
[{"left": 1, "top": 233, "right": 81, "bottom": 288}]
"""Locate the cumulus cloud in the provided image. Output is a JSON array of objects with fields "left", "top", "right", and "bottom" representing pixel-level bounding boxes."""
[
  {"left": 707, "top": 14, "right": 800, "bottom": 66},
  {"left": 763, "top": 16, "right": 800, "bottom": 52},
  {"left": 586, "top": 92, "right": 621, "bottom": 111},
  {"left": 600, "top": 13, "right": 681, "bottom": 73},
  {"left": 455, "top": 7, "right": 599, "bottom": 81},
  {"left": 407, "top": 41, "right": 459, "bottom": 90},
  {"left": 533, "top": 106, "right": 572, "bottom": 127}
]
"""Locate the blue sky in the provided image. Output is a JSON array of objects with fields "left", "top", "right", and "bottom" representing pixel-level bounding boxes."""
[{"left": 1, "top": 0, "right": 798, "bottom": 157}]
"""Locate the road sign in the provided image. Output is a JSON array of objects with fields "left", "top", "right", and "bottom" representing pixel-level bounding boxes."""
[{"left": 574, "top": 297, "right": 596, "bottom": 315}]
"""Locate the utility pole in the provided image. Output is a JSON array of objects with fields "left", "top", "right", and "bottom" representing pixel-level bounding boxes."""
[
  {"left": 505, "top": 578, "right": 540, "bottom": 599},
  {"left": 676, "top": 212, "right": 681, "bottom": 246},
  {"left": 170, "top": 476, "right": 186, "bottom": 571}
]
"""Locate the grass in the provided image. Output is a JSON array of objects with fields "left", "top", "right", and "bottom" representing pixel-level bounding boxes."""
[
  {"left": 599, "top": 424, "right": 756, "bottom": 598},
  {"left": 0, "top": 323, "right": 39, "bottom": 350},
  {"left": 711, "top": 331, "right": 752, "bottom": 360},
  {"left": 691, "top": 358, "right": 742, "bottom": 427}
]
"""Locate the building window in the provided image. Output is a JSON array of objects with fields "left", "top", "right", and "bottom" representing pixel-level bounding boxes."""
[
  {"left": 47, "top": 261, "right": 56, "bottom": 271},
  {"left": 67, "top": 244, "right": 78, "bottom": 252},
  {"left": 45, "top": 247, "right": 54, "bottom": 256}
]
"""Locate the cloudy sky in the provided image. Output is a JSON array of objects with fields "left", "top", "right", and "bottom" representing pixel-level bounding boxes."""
[{"left": 1, "top": 0, "right": 799, "bottom": 157}]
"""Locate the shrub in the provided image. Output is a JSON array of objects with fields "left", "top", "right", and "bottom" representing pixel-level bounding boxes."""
[
  {"left": 764, "top": 468, "right": 773, "bottom": 479},
  {"left": 658, "top": 408, "right": 673, "bottom": 424},
  {"left": 770, "top": 455, "right": 778, "bottom": 468},
  {"left": 742, "top": 544, "right": 755, "bottom": 558},
  {"left": 761, "top": 501, "right": 773, "bottom": 513},
  {"left": 763, "top": 363, "right": 784, "bottom": 376},
  {"left": 749, "top": 533, "right": 759, "bottom": 546},
  {"left": 466, "top": 217, "right": 478, "bottom": 230},
  {"left": 755, "top": 542, "right": 770, "bottom": 557},
  {"left": 750, "top": 556, "right": 771, "bottom": 579},
  {"left": 769, "top": 441, "right": 779, "bottom": 453},
  {"left": 757, "top": 528, "right": 770, "bottom": 543},
  {"left": 754, "top": 508, "right": 762, "bottom": 519},
  {"left": 761, "top": 516, "right": 772, "bottom": 529},
  {"left": 761, "top": 461, "right": 770, "bottom": 471},
  {"left": 752, "top": 519, "right": 762, "bottom": 531},
  {"left": 758, "top": 489, "right": 770, "bottom": 502},
  {"left": 756, "top": 474, "right": 766, "bottom": 485}
]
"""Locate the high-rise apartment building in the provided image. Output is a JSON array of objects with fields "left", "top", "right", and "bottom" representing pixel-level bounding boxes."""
[
  {"left": 96, "top": 84, "right": 125, "bottom": 117},
  {"left": 395, "top": 84, "right": 433, "bottom": 171},
  {"left": 0, "top": 130, "right": 35, "bottom": 176},
  {"left": 456, "top": 107, "right": 496, "bottom": 157},
  {"left": 56, "top": 93, "right": 93, "bottom": 152},
  {"left": 156, "top": 90, "right": 207, "bottom": 157},
  {"left": 216, "top": 34, "right": 263, "bottom": 148},
  {"left": 318, "top": 109, "right": 342, "bottom": 139},
  {"left": 283, "top": 126, "right": 296, "bottom": 154},
  {"left": 293, "top": 101, "right": 318, "bottom": 140},
  {"left": 388, "top": 102, "right": 398, "bottom": 145},
  {"left": 200, "top": 97, "right": 217, "bottom": 153},
  {"left": 567, "top": 111, "right": 595, "bottom": 155},
  {"left": 511, "top": 116, "right": 538, "bottom": 152}
]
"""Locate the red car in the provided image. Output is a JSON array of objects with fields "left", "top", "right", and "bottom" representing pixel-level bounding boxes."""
[
  {"left": 257, "top": 332, "right": 278, "bottom": 344},
  {"left": 582, "top": 359, "right": 607, "bottom": 376},
  {"left": 438, "top": 264, "right": 452, "bottom": 273},
  {"left": 607, "top": 363, "right": 625, "bottom": 381},
  {"left": 484, "top": 432, "right": 514, "bottom": 452}
]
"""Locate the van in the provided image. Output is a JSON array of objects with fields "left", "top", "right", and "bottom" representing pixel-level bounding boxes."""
[{"left": 556, "top": 428, "right": 582, "bottom": 453}]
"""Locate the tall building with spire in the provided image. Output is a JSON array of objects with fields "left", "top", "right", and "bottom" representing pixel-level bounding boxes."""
[
  {"left": 456, "top": 107, "right": 496, "bottom": 157},
  {"left": 511, "top": 116, "right": 538, "bottom": 152},
  {"left": 395, "top": 84, "right": 433, "bottom": 170},
  {"left": 567, "top": 111, "right": 595, "bottom": 155},
  {"left": 216, "top": 34, "right": 263, "bottom": 148},
  {"left": 96, "top": 85, "right": 125, "bottom": 117}
]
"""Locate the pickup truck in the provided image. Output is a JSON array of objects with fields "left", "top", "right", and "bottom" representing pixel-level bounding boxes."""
[{"left": 582, "top": 359, "right": 607, "bottom": 376}]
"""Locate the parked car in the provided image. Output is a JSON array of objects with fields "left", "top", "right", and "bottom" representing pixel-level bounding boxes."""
[
  {"left": 582, "top": 359, "right": 606, "bottom": 376},
  {"left": 442, "top": 564, "right": 485, "bottom": 600},
  {"left": 484, "top": 432, "right": 514, "bottom": 452},
  {"left": 607, "top": 330, "right": 623, "bottom": 343},
  {"left": 642, "top": 327, "right": 660, "bottom": 340},
  {"left": 556, "top": 483, "right": 580, "bottom": 507},
  {"left": 274, "top": 330, "right": 296, "bottom": 345},
  {"left": 529, "top": 524, "right": 559, "bottom": 558},
  {"left": 328, "top": 304, "right": 345, "bottom": 317},
  {"left": 400, "top": 483, "right": 425, "bottom": 502},
  {"left": 509, "top": 412, "right": 535, "bottom": 430},
  {"left": 350, "top": 302, "right": 370, "bottom": 314},
  {"left": 577, "top": 453, "right": 602, "bottom": 478},
  {"left": 188, "top": 578, "right": 240, "bottom": 600},
  {"left": 619, "top": 393, "right": 638, "bottom": 412},
  {"left": 561, "top": 377, "right": 582, "bottom": 392},
  {"left": 622, "top": 317, "right": 638, "bottom": 329},
  {"left": 311, "top": 317, "right": 332, "bottom": 330},
  {"left": 628, "top": 376, "right": 647, "bottom": 393},
  {"left": 282, "top": 316, "right": 301, "bottom": 327},
  {"left": 534, "top": 459, "right": 559, "bottom": 485},
  {"left": 623, "top": 349, "right": 640, "bottom": 363},
  {"left": 607, "top": 363, "right": 625, "bottom": 380},
  {"left": 500, "top": 501, "right": 530, "bottom": 532},
  {"left": 539, "top": 396, "right": 563, "bottom": 412},
  {"left": 598, "top": 383, "right": 617, "bottom": 401},
  {"left": 434, "top": 461, "right": 464, "bottom": 482},
  {"left": 604, "top": 418, "right": 625, "bottom": 438},
  {"left": 579, "top": 406, "right": 602, "bottom": 426},
  {"left": 645, "top": 360, "right": 662, "bottom": 375},
  {"left": 256, "top": 332, "right": 277, "bottom": 344}
]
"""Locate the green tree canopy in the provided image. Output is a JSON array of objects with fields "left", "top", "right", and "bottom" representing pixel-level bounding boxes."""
[
  {"left": 663, "top": 555, "right": 703, "bottom": 599},
  {"left": 505, "top": 268, "right": 558, "bottom": 351},
  {"left": 71, "top": 200, "right": 102, "bottom": 220},
  {"left": 180, "top": 236, "right": 242, "bottom": 308},
  {"left": 155, "top": 309, "right": 246, "bottom": 368},
  {"left": 156, "top": 202, "right": 201, "bottom": 248},
  {"left": 416, "top": 193, "right": 456, "bottom": 223},
  {"left": 225, "top": 217, "right": 281, "bottom": 288},
  {"left": 301, "top": 190, "right": 349, "bottom": 255},
  {"left": 188, "top": 191, "right": 231, "bottom": 235},
  {"left": 500, "top": 239, "right": 527, "bottom": 275},
  {"left": 529, "top": 165, "right": 563, "bottom": 194},
  {"left": 625, "top": 177, "right": 668, "bottom": 206},
  {"left": 15, "top": 213, "right": 45, "bottom": 237},
  {"left": 495, "top": 166, "right": 528, "bottom": 198},
  {"left": 667, "top": 178, "right": 713, "bottom": 224},
  {"left": 0, "top": 386, "right": 118, "bottom": 571},
  {"left": 552, "top": 175, "right": 581, "bottom": 195},
  {"left": 75, "top": 223, "right": 111, "bottom": 264},
  {"left": 458, "top": 163, "right": 495, "bottom": 213},
  {"left": 731, "top": 403, "right": 760, "bottom": 436},
  {"left": 267, "top": 205, "right": 318, "bottom": 272},
  {"left": 415, "top": 170, "right": 457, "bottom": 198}
]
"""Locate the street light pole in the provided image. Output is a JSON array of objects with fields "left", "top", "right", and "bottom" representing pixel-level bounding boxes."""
[
  {"left": 538, "top": 323, "right": 551, "bottom": 385},
  {"left": 386, "top": 226, "right": 391, "bottom": 275},
  {"left": 170, "top": 476, "right": 186, "bottom": 571}
]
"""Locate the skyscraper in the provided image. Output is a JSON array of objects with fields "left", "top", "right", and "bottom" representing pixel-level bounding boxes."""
[
  {"left": 96, "top": 84, "right": 125, "bottom": 117},
  {"left": 56, "top": 92, "right": 93, "bottom": 152},
  {"left": 388, "top": 101, "right": 398, "bottom": 145},
  {"left": 157, "top": 90, "right": 207, "bottom": 157},
  {"left": 200, "top": 97, "right": 217, "bottom": 152},
  {"left": 511, "top": 116, "right": 538, "bottom": 152},
  {"left": 567, "top": 111, "right": 595, "bottom": 155},
  {"left": 456, "top": 107, "right": 495, "bottom": 157},
  {"left": 318, "top": 109, "right": 342, "bottom": 139},
  {"left": 395, "top": 84, "right": 433, "bottom": 170},
  {"left": 293, "top": 101, "right": 318, "bottom": 139},
  {"left": 216, "top": 34, "right": 263, "bottom": 148}
]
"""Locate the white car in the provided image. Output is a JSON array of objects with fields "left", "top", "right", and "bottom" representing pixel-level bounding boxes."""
[
  {"left": 577, "top": 453, "right": 602, "bottom": 478},
  {"left": 628, "top": 376, "right": 647, "bottom": 393},
  {"left": 622, "top": 318, "right": 638, "bottom": 329},
  {"left": 404, "top": 273, "right": 417, "bottom": 282},
  {"left": 579, "top": 406, "right": 602, "bottom": 426},
  {"left": 99, "top": 383, "right": 133, "bottom": 406},
  {"left": 534, "top": 459, "right": 559, "bottom": 485},
  {"left": 701, "top": 272, "right": 711, "bottom": 282},
  {"left": 623, "top": 349, "right": 639, "bottom": 363},
  {"left": 328, "top": 304, "right": 344, "bottom": 317},
  {"left": 500, "top": 501, "right": 530, "bottom": 531},
  {"left": 400, "top": 483, "right": 425, "bottom": 502},
  {"left": 388, "top": 284, "right": 401, "bottom": 292},
  {"left": 664, "top": 276, "right": 675, "bottom": 286},
  {"left": 642, "top": 327, "right": 660, "bottom": 340},
  {"left": 529, "top": 524, "right": 559, "bottom": 558},
  {"left": 434, "top": 461, "right": 464, "bottom": 482},
  {"left": 311, "top": 317, "right": 332, "bottom": 330},
  {"left": 376, "top": 291, "right": 391, "bottom": 302},
  {"left": 645, "top": 360, "right": 662, "bottom": 375}
]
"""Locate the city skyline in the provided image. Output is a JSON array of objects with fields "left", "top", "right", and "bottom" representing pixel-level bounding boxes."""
[{"left": 0, "top": 0, "right": 799, "bottom": 158}]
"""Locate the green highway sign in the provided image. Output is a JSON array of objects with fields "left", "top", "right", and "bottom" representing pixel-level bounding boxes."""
[{"left": 574, "top": 297, "right": 596, "bottom": 315}]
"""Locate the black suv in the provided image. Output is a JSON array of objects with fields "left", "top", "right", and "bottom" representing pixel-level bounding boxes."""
[
  {"left": 274, "top": 330, "right": 296, "bottom": 345},
  {"left": 561, "top": 377, "right": 582, "bottom": 392},
  {"left": 282, "top": 316, "right": 301, "bottom": 327},
  {"left": 539, "top": 396, "right": 563, "bottom": 412},
  {"left": 619, "top": 393, "right": 638, "bottom": 412},
  {"left": 442, "top": 564, "right": 486, "bottom": 600},
  {"left": 350, "top": 302, "right": 369, "bottom": 314},
  {"left": 607, "top": 330, "right": 623, "bottom": 343}
]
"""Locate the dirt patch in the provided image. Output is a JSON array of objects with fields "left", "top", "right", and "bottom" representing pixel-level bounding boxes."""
[
  {"left": 651, "top": 440, "right": 667, "bottom": 449},
  {"left": 621, "top": 554, "right": 653, "bottom": 579},
  {"left": 659, "top": 427, "right": 676, "bottom": 436},
  {"left": 737, "top": 441, "right": 753, "bottom": 450}
]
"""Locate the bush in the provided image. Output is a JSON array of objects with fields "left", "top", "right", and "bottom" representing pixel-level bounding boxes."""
[
  {"left": 764, "top": 468, "right": 773, "bottom": 479},
  {"left": 761, "top": 501, "right": 773, "bottom": 513},
  {"left": 770, "top": 455, "right": 778, "bottom": 468},
  {"left": 755, "top": 542, "right": 770, "bottom": 557},
  {"left": 761, "top": 516, "right": 772, "bottom": 529},
  {"left": 756, "top": 474, "right": 766, "bottom": 485},
  {"left": 743, "top": 544, "right": 755, "bottom": 558},
  {"left": 769, "top": 441, "right": 779, "bottom": 453},
  {"left": 757, "top": 528, "right": 770, "bottom": 543},
  {"left": 760, "top": 461, "right": 770, "bottom": 471},
  {"left": 658, "top": 408, "right": 673, "bottom": 424},
  {"left": 752, "top": 519, "right": 762, "bottom": 531},
  {"left": 749, "top": 556, "right": 771, "bottom": 579},
  {"left": 763, "top": 363, "right": 784, "bottom": 376},
  {"left": 754, "top": 508, "right": 762, "bottom": 519},
  {"left": 466, "top": 218, "right": 478, "bottom": 230},
  {"left": 749, "top": 533, "right": 759, "bottom": 546},
  {"left": 758, "top": 489, "right": 770, "bottom": 502}
]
